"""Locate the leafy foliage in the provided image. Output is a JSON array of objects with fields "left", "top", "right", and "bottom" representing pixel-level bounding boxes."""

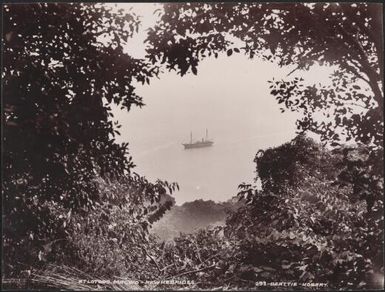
[
  {"left": 2, "top": 3, "right": 383, "bottom": 290},
  {"left": 250, "top": 134, "right": 334, "bottom": 194},
  {"left": 334, "top": 146, "right": 383, "bottom": 212},
  {"left": 146, "top": 2, "right": 383, "bottom": 146},
  {"left": 155, "top": 136, "right": 383, "bottom": 290},
  {"left": 27, "top": 136, "right": 383, "bottom": 290},
  {"left": 231, "top": 136, "right": 383, "bottom": 289},
  {"left": 2, "top": 3, "right": 162, "bottom": 276},
  {"left": 66, "top": 176, "right": 177, "bottom": 279}
]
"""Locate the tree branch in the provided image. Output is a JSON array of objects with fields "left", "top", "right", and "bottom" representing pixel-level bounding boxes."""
[
  {"left": 287, "top": 66, "right": 300, "bottom": 76},
  {"left": 142, "top": 247, "right": 162, "bottom": 273},
  {"left": 194, "top": 244, "right": 203, "bottom": 264},
  {"left": 337, "top": 25, "right": 383, "bottom": 111},
  {"left": 165, "top": 264, "right": 216, "bottom": 280},
  {"left": 160, "top": 263, "right": 175, "bottom": 272},
  {"left": 341, "top": 4, "right": 383, "bottom": 81},
  {"left": 344, "top": 60, "right": 371, "bottom": 85},
  {"left": 200, "top": 251, "right": 222, "bottom": 265}
]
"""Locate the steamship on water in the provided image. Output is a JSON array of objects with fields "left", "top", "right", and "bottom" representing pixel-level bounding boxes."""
[{"left": 182, "top": 129, "right": 213, "bottom": 149}]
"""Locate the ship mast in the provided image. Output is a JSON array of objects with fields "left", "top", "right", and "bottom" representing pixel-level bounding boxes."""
[
  {"left": 206, "top": 128, "right": 208, "bottom": 141},
  {"left": 190, "top": 131, "right": 192, "bottom": 143}
]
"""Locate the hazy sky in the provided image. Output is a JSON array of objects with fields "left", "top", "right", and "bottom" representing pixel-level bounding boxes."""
[
  {"left": 110, "top": 3, "right": 338, "bottom": 204},
  {"left": 114, "top": 53, "right": 301, "bottom": 145},
  {"left": 112, "top": 3, "right": 334, "bottom": 143}
]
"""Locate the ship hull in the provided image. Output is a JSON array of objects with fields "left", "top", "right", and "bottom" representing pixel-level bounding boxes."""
[{"left": 183, "top": 141, "right": 213, "bottom": 149}]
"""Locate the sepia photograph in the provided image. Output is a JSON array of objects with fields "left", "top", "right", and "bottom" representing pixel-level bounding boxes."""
[{"left": 2, "top": 1, "right": 384, "bottom": 290}]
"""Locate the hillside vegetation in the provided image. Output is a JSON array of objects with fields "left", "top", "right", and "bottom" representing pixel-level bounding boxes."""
[
  {"left": 151, "top": 199, "right": 241, "bottom": 241},
  {"left": 28, "top": 135, "right": 383, "bottom": 290}
]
